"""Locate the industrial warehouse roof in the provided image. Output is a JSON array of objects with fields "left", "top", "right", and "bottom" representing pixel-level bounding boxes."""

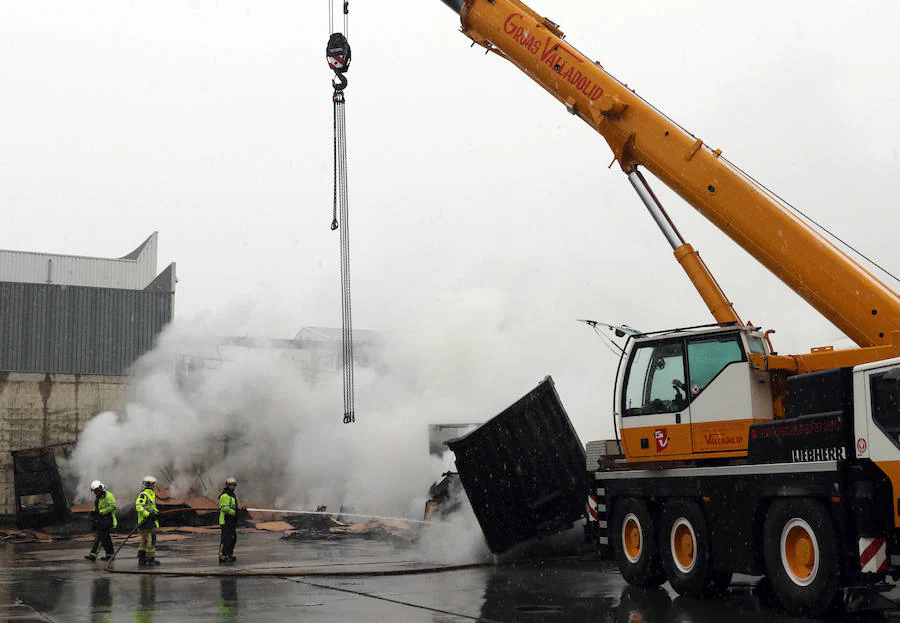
[
  {"left": 0, "top": 232, "right": 175, "bottom": 291},
  {"left": 0, "top": 232, "right": 176, "bottom": 375}
]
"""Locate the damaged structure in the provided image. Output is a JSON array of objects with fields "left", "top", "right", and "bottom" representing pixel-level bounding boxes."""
[
  {"left": 423, "top": 423, "right": 479, "bottom": 521},
  {"left": 447, "top": 377, "right": 586, "bottom": 553},
  {"left": 11, "top": 446, "right": 72, "bottom": 528}
]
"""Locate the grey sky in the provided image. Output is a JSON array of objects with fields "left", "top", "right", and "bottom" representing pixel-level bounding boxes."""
[{"left": 2, "top": 1, "right": 898, "bottom": 441}]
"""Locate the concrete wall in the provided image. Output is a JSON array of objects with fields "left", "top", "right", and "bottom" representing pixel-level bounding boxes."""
[{"left": 0, "top": 372, "right": 130, "bottom": 516}]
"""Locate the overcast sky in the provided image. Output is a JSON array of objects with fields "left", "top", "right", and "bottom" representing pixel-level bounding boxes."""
[{"left": 2, "top": 1, "right": 899, "bottom": 441}]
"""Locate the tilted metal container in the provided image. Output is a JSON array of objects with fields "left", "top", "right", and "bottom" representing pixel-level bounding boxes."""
[{"left": 447, "top": 376, "right": 586, "bottom": 553}]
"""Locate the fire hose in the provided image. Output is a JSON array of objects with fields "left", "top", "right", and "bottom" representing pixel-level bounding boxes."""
[
  {"left": 103, "top": 507, "right": 185, "bottom": 572},
  {"left": 106, "top": 553, "right": 584, "bottom": 579},
  {"left": 102, "top": 506, "right": 584, "bottom": 577},
  {"left": 99, "top": 503, "right": 584, "bottom": 623},
  {"left": 103, "top": 506, "right": 489, "bottom": 577},
  {"left": 105, "top": 505, "right": 429, "bottom": 571}
]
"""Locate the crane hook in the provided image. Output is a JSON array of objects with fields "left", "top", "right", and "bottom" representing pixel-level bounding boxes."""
[
  {"left": 326, "top": 32, "right": 351, "bottom": 92},
  {"left": 332, "top": 73, "right": 348, "bottom": 92}
]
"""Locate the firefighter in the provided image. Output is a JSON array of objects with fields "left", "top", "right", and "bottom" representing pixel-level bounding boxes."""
[
  {"left": 218, "top": 477, "right": 239, "bottom": 563},
  {"left": 84, "top": 480, "right": 117, "bottom": 561},
  {"left": 135, "top": 476, "right": 160, "bottom": 567}
]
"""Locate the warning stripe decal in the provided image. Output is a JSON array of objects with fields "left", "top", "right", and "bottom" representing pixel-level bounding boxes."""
[{"left": 859, "top": 537, "right": 889, "bottom": 573}]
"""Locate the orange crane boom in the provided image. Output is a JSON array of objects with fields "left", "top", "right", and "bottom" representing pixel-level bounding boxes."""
[{"left": 441, "top": 0, "right": 900, "bottom": 372}]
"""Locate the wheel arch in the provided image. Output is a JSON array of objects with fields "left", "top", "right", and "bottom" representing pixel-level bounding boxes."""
[{"left": 609, "top": 493, "right": 662, "bottom": 525}]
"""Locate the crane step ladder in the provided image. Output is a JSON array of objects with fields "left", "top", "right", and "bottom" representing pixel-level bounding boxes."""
[{"left": 586, "top": 487, "right": 609, "bottom": 556}]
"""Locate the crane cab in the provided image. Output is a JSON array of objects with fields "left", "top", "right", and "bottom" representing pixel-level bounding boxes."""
[{"left": 615, "top": 325, "right": 774, "bottom": 462}]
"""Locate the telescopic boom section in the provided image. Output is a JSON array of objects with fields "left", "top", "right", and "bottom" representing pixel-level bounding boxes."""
[{"left": 442, "top": 0, "right": 900, "bottom": 363}]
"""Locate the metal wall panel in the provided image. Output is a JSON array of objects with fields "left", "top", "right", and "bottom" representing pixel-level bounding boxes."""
[
  {"left": 0, "top": 282, "right": 172, "bottom": 375},
  {"left": 0, "top": 233, "right": 158, "bottom": 289}
]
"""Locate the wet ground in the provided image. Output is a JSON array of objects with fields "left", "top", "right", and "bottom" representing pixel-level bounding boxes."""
[{"left": 3, "top": 531, "right": 900, "bottom": 622}]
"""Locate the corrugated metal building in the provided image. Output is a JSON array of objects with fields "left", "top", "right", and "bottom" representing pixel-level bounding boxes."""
[
  {"left": 0, "top": 233, "right": 176, "bottom": 375},
  {"left": 0, "top": 232, "right": 161, "bottom": 289}
]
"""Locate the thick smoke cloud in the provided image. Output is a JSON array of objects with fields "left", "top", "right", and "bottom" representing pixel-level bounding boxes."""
[
  {"left": 71, "top": 322, "right": 427, "bottom": 512},
  {"left": 67, "top": 278, "right": 616, "bottom": 564},
  {"left": 68, "top": 306, "right": 543, "bottom": 561}
]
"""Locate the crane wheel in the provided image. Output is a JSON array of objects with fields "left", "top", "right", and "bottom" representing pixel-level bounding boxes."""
[
  {"left": 658, "top": 498, "right": 731, "bottom": 597},
  {"left": 762, "top": 498, "right": 838, "bottom": 617},
  {"left": 611, "top": 497, "right": 664, "bottom": 587}
]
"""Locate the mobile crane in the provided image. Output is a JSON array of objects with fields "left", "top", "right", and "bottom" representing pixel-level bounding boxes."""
[{"left": 437, "top": 0, "right": 900, "bottom": 616}]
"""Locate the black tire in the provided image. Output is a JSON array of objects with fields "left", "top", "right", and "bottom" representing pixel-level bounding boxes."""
[
  {"left": 611, "top": 497, "right": 665, "bottom": 587},
  {"left": 762, "top": 498, "right": 839, "bottom": 617},
  {"left": 658, "top": 498, "right": 729, "bottom": 597}
]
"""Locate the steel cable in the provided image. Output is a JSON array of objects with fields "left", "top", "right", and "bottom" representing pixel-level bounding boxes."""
[
  {"left": 327, "top": 0, "right": 355, "bottom": 423},
  {"left": 333, "top": 92, "right": 355, "bottom": 423}
]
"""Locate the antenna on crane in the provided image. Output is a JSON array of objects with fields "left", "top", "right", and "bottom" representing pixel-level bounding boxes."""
[
  {"left": 577, "top": 319, "right": 643, "bottom": 357},
  {"left": 577, "top": 319, "right": 643, "bottom": 338},
  {"left": 327, "top": 1, "right": 355, "bottom": 424}
]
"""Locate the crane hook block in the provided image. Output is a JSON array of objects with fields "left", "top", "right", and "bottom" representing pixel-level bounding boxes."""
[
  {"left": 326, "top": 33, "right": 351, "bottom": 75},
  {"left": 332, "top": 73, "right": 348, "bottom": 92}
]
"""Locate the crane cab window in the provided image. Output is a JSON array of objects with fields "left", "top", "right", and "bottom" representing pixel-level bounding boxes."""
[
  {"left": 685, "top": 334, "right": 745, "bottom": 399},
  {"left": 747, "top": 335, "right": 767, "bottom": 355},
  {"left": 623, "top": 341, "right": 686, "bottom": 416},
  {"left": 871, "top": 369, "right": 900, "bottom": 448}
]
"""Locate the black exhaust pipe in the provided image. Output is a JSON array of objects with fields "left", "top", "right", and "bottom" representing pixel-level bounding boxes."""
[{"left": 440, "top": 0, "right": 464, "bottom": 14}]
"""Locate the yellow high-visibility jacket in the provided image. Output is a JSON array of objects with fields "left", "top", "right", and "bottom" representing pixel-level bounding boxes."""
[
  {"left": 135, "top": 488, "right": 158, "bottom": 528},
  {"left": 219, "top": 490, "right": 237, "bottom": 526},
  {"left": 97, "top": 490, "right": 118, "bottom": 529}
]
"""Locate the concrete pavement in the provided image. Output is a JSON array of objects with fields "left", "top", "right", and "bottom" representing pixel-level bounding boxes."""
[{"left": 3, "top": 531, "right": 900, "bottom": 622}]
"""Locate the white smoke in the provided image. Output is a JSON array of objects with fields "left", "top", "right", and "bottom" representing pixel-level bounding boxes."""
[
  {"left": 417, "top": 503, "right": 492, "bottom": 565},
  {"left": 71, "top": 324, "right": 416, "bottom": 510},
  {"left": 66, "top": 305, "right": 514, "bottom": 561},
  {"left": 65, "top": 278, "right": 608, "bottom": 565}
]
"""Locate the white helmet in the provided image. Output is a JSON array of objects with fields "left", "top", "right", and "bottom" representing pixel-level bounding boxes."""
[
  {"left": 225, "top": 477, "right": 237, "bottom": 486},
  {"left": 142, "top": 476, "right": 158, "bottom": 487},
  {"left": 90, "top": 480, "right": 104, "bottom": 491}
]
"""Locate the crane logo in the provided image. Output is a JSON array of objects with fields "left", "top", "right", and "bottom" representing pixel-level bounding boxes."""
[
  {"left": 500, "top": 12, "right": 605, "bottom": 102},
  {"left": 654, "top": 428, "right": 670, "bottom": 453}
]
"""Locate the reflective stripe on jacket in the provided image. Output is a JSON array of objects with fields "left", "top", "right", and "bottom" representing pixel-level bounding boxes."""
[
  {"left": 219, "top": 490, "right": 237, "bottom": 526},
  {"left": 97, "top": 490, "right": 118, "bottom": 529},
  {"left": 135, "top": 488, "right": 158, "bottom": 528}
]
